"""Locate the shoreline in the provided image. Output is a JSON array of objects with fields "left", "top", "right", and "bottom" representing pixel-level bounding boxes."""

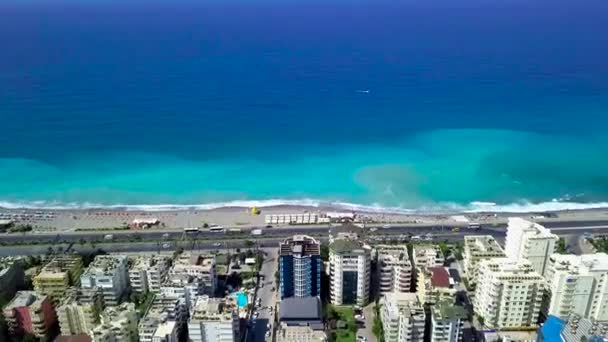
[{"left": 2, "top": 200, "right": 608, "bottom": 231}]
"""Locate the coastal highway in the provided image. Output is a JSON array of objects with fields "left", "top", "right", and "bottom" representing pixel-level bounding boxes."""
[{"left": 2, "top": 219, "right": 608, "bottom": 245}]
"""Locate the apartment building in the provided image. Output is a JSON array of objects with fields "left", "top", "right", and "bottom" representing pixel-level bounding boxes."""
[
  {"left": 329, "top": 239, "right": 371, "bottom": 306},
  {"left": 161, "top": 273, "right": 204, "bottom": 313},
  {"left": 139, "top": 294, "right": 187, "bottom": 342},
  {"left": 430, "top": 300, "right": 467, "bottom": 342},
  {"left": 80, "top": 255, "right": 129, "bottom": 306},
  {"left": 279, "top": 235, "right": 321, "bottom": 299},
  {"left": 412, "top": 245, "right": 445, "bottom": 269},
  {"left": 91, "top": 302, "right": 138, "bottom": 342},
  {"left": 474, "top": 258, "right": 545, "bottom": 329},
  {"left": 376, "top": 245, "right": 413, "bottom": 294},
  {"left": 129, "top": 255, "right": 171, "bottom": 294},
  {"left": 545, "top": 253, "right": 608, "bottom": 321},
  {"left": 170, "top": 253, "right": 216, "bottom": 295},
  {"left": 34, "top": 254, "right": 84, "bottom": 301},
  {"left": 382, "top": 292, "right": 425, "bottom": 342},
  {"left": 505, "top": 217, "right": 558, "bottom": 276},
  {"left": 463, "top": 235, "right": 506, "bottom": 282},
  {"left": 2, "top": 291, "right": 57, "bottom": 339},
  {"left": 187, "top": 295, "right": 240, "bottom": 342},
  {"left": 276, "top": 297, "right": 325, "bottom": 342},
  {"left": 0, "top": 257, "right": 25, "bottom": 299},
  {"left": 56, "top": 287, "right": 103, "bottom": 336},
  {"left": 416, "top": 266, "right": 456, "bottom": 305}
]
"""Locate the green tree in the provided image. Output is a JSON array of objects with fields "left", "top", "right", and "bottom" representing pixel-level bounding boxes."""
[
  {"left": 244, "top": 240, "right": 255, "bottom": 249},
  {"left": 556, "top": 238, "right": 567, "bottom": 254},
  {"left": 320, "top": 243, "right": 330, "bottom": 261}
]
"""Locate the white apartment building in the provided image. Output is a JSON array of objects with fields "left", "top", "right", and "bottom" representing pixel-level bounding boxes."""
[
  {"left": 170, "top": 253, "right": 216, "bottom": 295},
  {"left": 139, "top": 294, "right": 187, "bottom": 342},
  {"left": 382, "top": 292, "right": 425, "bottom": 342},
  {"left": 474, "top": 258, "right": 545, "bottom": 329},
  {"left": 505, "top": 217, "right": 558, "bottom": 276},
  {"left": 161, "top": 273, "right": 203, "bottom": 313},
  {"left": 377, "top": 245, "right": 413, "bottom": 294},
  {"left": 416, "top": 267, "right": 456, "bottom": 305},
  {"left": 329, "top": 239, "right": 371, "bottom": 306},
  {"left": 129, "top": 255, "right": 171, "bottom": 294},
  {"left": 430, "top": 300, "right": 467, "bottom": 342},
  {"left": 463, "top": 235, "right": 506, "bottom": 282},
  {"left": 187, "top": 295, "right": 240, "bottom": 342},
  {"left": 412, "top": 245, "right": 445, "bottom": 269},
  {"left": 545, "top": 253, "right": 608, "bottom": 321},
  {"left": 80, "top": 255, "right": 129, "bottom": 306},
  {"left": 91, "top": 302, "right": 138, "bottom": 342}
]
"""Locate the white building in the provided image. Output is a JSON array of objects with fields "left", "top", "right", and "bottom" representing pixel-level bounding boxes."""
[
  {"left": 160, "top": 274, "right": 203, "bottom": 314},
  {"left": 474, "top": 258, "right": 545, "bottom": 329},
  {"left": 329, "top": 239, "right": 371, "bottom": 306},
  {"left": 170, "top": 253, "right": 216, "bottom": 295},
  {"left": 91, "top": 302, "right": 138, "bottom": 342},
  {"left": 187, "top": 295, "right": 240, "bottom": 342},
  {"left": 412, "top": 245, "right": 445, "bottom": 269},
  {"left": 463, "top": 235, "right": 506, "bottom": 282},
  {"left": 545, "top": 253, "right": 608, "bottom": 321},
  {"left": 431, "top": 300, "right": 467, "bottom": 342},
  {"left": 382, "top": 292, "right": 425, "bottom": 342},
  {"left": 376, "top": 245, "right": 413, "bottom": 294},
  {"left": 139, "top": 294, "right": 186, "bottom": 342},
  {"left": 80, "top": 255, "right": 129, "bottom": 306},
  {"left": 129, "top": 255, "right": 171, "bottom": 294},
  {"left": 505, "top": 217, "right": 558, "bottom": 276},
  {"left": 56, "top": 287, "right": 103, "bottom": 336}
]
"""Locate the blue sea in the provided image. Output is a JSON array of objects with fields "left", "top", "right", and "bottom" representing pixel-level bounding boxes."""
[{"left": 1, "top": 0, "right": 608, "bottom": 212}]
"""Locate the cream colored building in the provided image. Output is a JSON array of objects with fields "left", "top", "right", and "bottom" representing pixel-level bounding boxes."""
[
  {"left": 545, "top": 253, "right": 608, "bottom": 321},
  {"left": 56, "top": 287, "right": 103, "bottom": 336},
  {"left": 431, "top": 300, "right": 467, "bottom": 342},
  {"left": 412, "top": 245, "right": 445, "bottom": 269},
  {"left": 91, "top": 302, "right": 138, "bottom": 342},
  {"left": 329, "top": 239, "right": 371, "bottom": 306},
  {"left": 463, "top": 235, "right": 506, "bottom": 282},
  {"left": 275, "top": 324, "right": 327, "bottom": 342},
  {"left": 377, "top": 245, "right": 413, "bottom": 294},
  {"left": 416, "top": 267, "right": 456, "bottom": 305},
  {"left": 170, "top": 253, "right": 216, "bottom": 295},
  {"left": 474, "top": 258, "right": 545, "bottom": 329},
  {"left": 382, "top": 292, "right": 426, "bottom": 342},
  {"left": 129, "top": 255, "right": 171, "bottom": 294},
  {"left": 34, "top": 254, "right": 84, "bottom": 300},
  {"left": 505, "top": 217, "right": 558, "bottom": 276}
]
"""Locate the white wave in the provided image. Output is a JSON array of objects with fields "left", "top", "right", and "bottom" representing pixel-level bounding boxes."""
[{"left": 1, "top": 198, "right": 608, "bottom": 214}]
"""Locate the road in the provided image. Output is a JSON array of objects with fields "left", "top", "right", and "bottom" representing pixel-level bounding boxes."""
[{"left": 248, "top": 248, "right": 279, "bottom": 342}]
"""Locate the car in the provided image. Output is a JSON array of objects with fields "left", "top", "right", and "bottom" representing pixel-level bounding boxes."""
[
  {"left": 357, "top": 336, "right": 367, "bottom": 342},
  {"left": 267, "top": 323, "right": 271, "bottom": 330},
  {"left": 369, "top": 227, "right": 378, "bottom": 232},
  {"left": 354, "top": 314, "right": 365, "bottom": 321},
  {"left": 382, "top": 224, "right": 392, "bottom": 229},
  {"left": 411, "top": 235, "right": 421, "bottom": 240},
  {"left": 162, "top": 242, "right": 171, "bottom": 248},
  {"left": 265, "top": 331, "right": 271, "bottom": 337},
  {"left": 213, "top": 242, "right": 222, "bottom": 247}
]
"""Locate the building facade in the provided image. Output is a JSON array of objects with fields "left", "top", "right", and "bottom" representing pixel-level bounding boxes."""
[
  {"left": 91, "top": 302, "right": 138, "bottom": 342},
  {"left": 382, "top": 292, "right": 426, "bottom": 342},
  {"left": 0, "top": 257, "right": 26, "bottom": 300},
  {"left": 545, "top": 253, "right": 608, "bottom": 321},
  {"left": 430, "top": 300, "right": 467, "bottom": 342},
  {"left": 329, "top": 239, "right": 371, "bottom": 306},
  {"left": 505, "top": 217, "right": 558, "bottom": 276},
  {"left": 170, "top": 253, "right": 216, "bottom": 296},
  {"left": 416, "top": 267, "right": 456, "bottom": 305},
  {"left": 376, "top": 245, "right": 413, "bottom": 294},
  {"left": 56, "top": 288, "right": 103, "bottom": 336},
  {"left": 412, "top": 245, "right": 445, "bottom": 269},
  {"left": 474, "top": 258, "right": 545, "bottom": 329},
  {"left": 129, "top": 255, "right": 171, "bottom": 294},
  {"left": 279, "top": 235, "right": 321, "bottom": 299},
  {"left": 2, "top": 291, "right": 57, "bottom": 339},
  {"left": 139, "top": 294, "right": 186, "bottom": 342}
]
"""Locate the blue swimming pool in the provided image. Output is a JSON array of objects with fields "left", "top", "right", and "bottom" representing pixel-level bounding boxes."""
[{"left": 235, "top": 292, "right": 248, "bottom": 308}]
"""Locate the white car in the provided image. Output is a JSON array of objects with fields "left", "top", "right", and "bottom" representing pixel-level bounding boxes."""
[
  {"left": 382, "top": 224, "right": 392, "bottom": 229},
  {"left": 213, "top": 242, "right": 222, "bottom": 247},
  {"left": 354, "top": 314, "right": 365, "bottom": 321}
]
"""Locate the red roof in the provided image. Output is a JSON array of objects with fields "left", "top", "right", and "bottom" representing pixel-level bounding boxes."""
[{"left": 429, "top": 267, "right": 451, "bottom": 288}]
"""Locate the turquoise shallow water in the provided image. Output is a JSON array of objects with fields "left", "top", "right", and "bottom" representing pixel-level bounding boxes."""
[{"left": 1, "top": 0, "right": 608, "bottom": 212}]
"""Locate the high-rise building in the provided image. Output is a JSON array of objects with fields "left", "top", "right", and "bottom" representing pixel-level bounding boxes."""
[
  {"left": 376, "top": 245, "right": 412, "bottom": 294},
  {"left": 91, "top": 302, "right": 138, "bottom": 342},
  {"left": 474, "top": 258, "right": 545, "bottom": 329},
  {"left": 279, "top": 235, "right": 321, "bottom": 299},
  {"left": 382, "top": 292, "right": 426, "bottom": 342},
  {"left": 430, "top": 300, "right": 467, "bottom": 342},
  {"left": 2, "top": 291, "right": 57, "bottom": 339},
  {"left": 129, "top": 255, "right": 171, "bottom": 294},
  {"left": 187, "top": 295, "right": 240, "bottom": 342},
  {"left": 416, "top": 266, "right": 456, "bottom": 305},
  {"left": 545, "top": 253, "right": 608, "bottom": 321},
  {"left": 412, "top": 245, "right": 445, "bottom": 269},
  {"left": 329, "top": 239, "right": 371, "bottom": 306},
  {"left": 505, "top": 217, "right": 558, "bottom": 276},
  {"left": 0, "top": 257, "right": 26, "bottom": 300},
  {"left": 463, "top": 235, "right": 506, "bottom": 282},
  {"left": 80, "top": 255, "right": 129, "bottom": 306},
  {"left": 139, "top": 294, "right": 186, "bottom": 342},
  {"left": 56, "top": 287, "right": 103, "bottom": 336},
  {"left": 170, "top": 253, "right": 216, "bottom": 296}
]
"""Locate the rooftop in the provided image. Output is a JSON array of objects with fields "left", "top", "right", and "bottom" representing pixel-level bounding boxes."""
[
  {"left": 4, "top": 291, "right": 46, "bottom": 310},
  {"left": 279, "top": 235, "right": 320, "bottom": 256},
  {"left": 191, "top": 295, "right": 237, "bottom": 321},
  {"left": 84, "top": 255, "right": 127, "bottom": 276},
  {"left": 429, "top": 267, "right": 451, "bottom": 288},
  {"left": 279, "top": 297, "right": 322, "bottom": 322},
  {"left": 433, "top": 300, "right": 467, "bottom": 320},
  {"left": 550, "top": 253, "right": 608, "bottom": 274},
  {"left": 464, "top": 235, "right": 506, "bottom": 255},
  {"left": 330, "top": 239, "right": 370, "bottom": 254},
  {"left": 508, "top": 217, "right": 558, "bottom": 239},
  {"left": 377, "top": 245, "right": 410, "bottom": 265}
]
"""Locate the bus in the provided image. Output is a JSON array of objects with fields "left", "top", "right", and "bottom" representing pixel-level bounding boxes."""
[
  {"left": 184, "top": 227, "right": 199, "bottom": 233},
  {"left": 209, "top": 225, "right": 225, "bottom": 233}
]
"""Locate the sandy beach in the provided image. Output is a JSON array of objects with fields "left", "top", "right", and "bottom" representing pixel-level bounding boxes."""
[{"left": 2, "top": 204, "right": 608, "bottom": 232}]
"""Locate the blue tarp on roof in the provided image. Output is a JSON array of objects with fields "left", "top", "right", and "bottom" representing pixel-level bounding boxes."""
[{"left": 539, "top": 315, "right": 565, "bottom": 342}]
